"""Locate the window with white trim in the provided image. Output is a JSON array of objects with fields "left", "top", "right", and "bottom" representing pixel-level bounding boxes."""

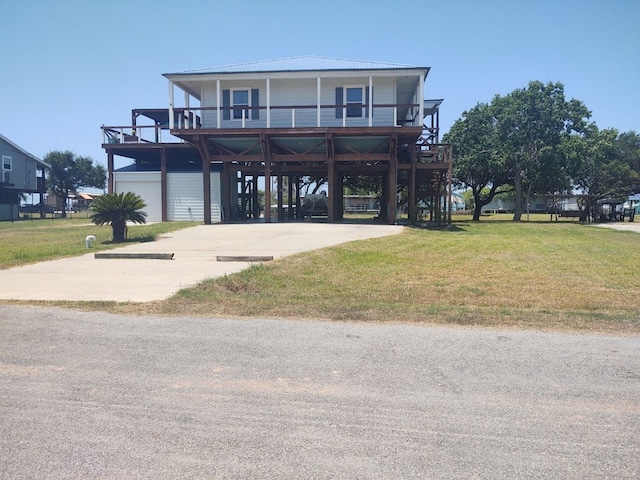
[
  {"left": 232, "top": 89, "right": 250, "bottom": 120},
  {"left": 2, "top": 155, "right": 12, "bottom": 171},
  {"left": 345, "top": 86, "right": 364, "bottom": 118}
]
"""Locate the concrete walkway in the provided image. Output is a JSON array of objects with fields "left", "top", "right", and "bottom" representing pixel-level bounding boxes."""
[
  {"left": 0, "top": 223, "right": 403, "bottom": 303},
  {"left": 593, "top": 221, "right": 640, "bottom": 234}
]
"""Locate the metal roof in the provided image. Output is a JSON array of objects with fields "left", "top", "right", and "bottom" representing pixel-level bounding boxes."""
[{"left": 165, "top": 55, "right": 427, "bottom": 76}]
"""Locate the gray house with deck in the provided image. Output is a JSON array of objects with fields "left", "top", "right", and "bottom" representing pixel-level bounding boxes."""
[{"left": 0, "top": 134, "right": 49, "bottom": 221}]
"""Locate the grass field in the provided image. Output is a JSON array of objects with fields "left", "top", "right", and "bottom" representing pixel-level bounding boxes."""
[
  {"left": 0, "top": 218, "right": 199, "bottom": 269},
  {"left": 130, "top": 219, "right": 639, "bottom": 333},
  {"left": 1, "top": 216, "right": 638, "bottom": 332}
]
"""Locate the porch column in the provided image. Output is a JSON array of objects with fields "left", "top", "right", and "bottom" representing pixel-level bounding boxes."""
[
  {"left": 195, "top": 136, "right": 212, "bottom": 224},
  {"left": 317, "top": 77, "right": 321, "bottom": 127},
  {"left": 388, "top": 133, "right": 398, "bottom": 225},
  {"left": 327, "top": 158, "right": 335, "bottom": 222},
  {"left": 107, "top": 151, "right": 114, "bottom": 194},
  {"left": 277, "top": 167, "right": 284, "bottom": 221},
  {"left": 409, "top": 144, "right": 416, "bottom": 223},
  {"left": 261, "top": 133, "right": 272, "bottom": 222},
  {"left": 252, "top": 176, "right": 259, "bottom": 219},
  {"left": 161, "top": 147, "right": 168, "bottom": 222},
  {"left": 336, "top": 173, "right": 344, "bottom": 220},
  {"left": 203, "top": 157, "right": 211, "bottom": 225},
  {"left": 264, "top": 163, "right": 271, "bottom": 223},
  {"left": 418, "top": 73, "right": 425, "bottom": 125},
  {"left": 168, "top": 80, "right": 175, "bottom": 129},
  {"left": 368, "top": 76, "right": 373, "bottom": 126},
  {"left": 326, "top": 132, "right": 335, "bottom": 222},
  {"left": 266, "top": 78, "right": 271, "bottom": 128},
  {"left": 216, "top": 80, "right": 222, "bottom": 129},
  {"left": 287, "top": 174, "right": 294, "bottom": 219}
]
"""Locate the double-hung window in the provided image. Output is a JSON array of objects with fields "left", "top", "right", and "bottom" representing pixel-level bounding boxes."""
[
  {"left": 232, "top": 89, "right": 250, "bottom": 120},
  {"left": 2, "top": 156, "right": 11, "bottom": 183},
  {"left": 345, "top": 86, "right": 364, "bottom": 118},
  {"left": 336, "top": 86, "right": 370, "bottom": 119}
]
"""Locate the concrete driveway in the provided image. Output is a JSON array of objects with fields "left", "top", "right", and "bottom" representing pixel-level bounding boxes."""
[{"left": 0, "top": 223, "right": 403, "bottom": 302}]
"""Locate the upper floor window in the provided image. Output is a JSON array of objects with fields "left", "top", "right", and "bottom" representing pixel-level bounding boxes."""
[
  {"left": 232, "top": 89, "right": 250, "bottom": 120},
  {"left": 336, "top": 86, "right": 371, "bottom": 119},
  {"left": 345, "top": 86, "right": 364, "bottom": 118},
  {"left": 223, "top": 88, "right": 260, "bottom": 121},
  {"left": 2, "top": 155, "right": 11, "bottom": 171}
]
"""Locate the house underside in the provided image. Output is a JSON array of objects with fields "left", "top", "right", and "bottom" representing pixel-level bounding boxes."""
[
  {"left": 105, "top": 129, "right": 451, "bottom": 224},
  {"left": 104, "top": 114, "right": 452, "bottom": 225}
]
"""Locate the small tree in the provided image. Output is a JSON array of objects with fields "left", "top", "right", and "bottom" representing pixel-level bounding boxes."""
[
  {"left": 90, "top": 192, "right": 147, "bottom": 242},
  {"left": 44, "top": 151, "right": 106, "bottom": 217}
]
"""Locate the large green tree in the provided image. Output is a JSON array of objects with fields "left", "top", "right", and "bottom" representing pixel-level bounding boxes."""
[
  {"left": 45, "top": 151, "right": 106, "bottom": 217},
  {"left": 443, "top": 102, "right": 512, "bottom": 221},
  {"left": 90, "top": 192, "right": 147, "bottom": 243},
  {"left": 446, "top": 81, "right": 591, "bottom": 221},
  {"left": 614, "top": 130, "right": 640, "bottom": 194},
  {"left": 564, "top": 126, "right": 640, "bottom": 219},
  {"left": 492, "top": 81, "right": 590, "bottom": 221}
]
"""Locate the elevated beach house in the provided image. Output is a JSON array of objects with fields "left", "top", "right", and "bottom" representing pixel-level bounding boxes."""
[
  {"left": 102, "top": 56, "right": 452, "bottom": 224},
  {"left": 0, "top": 134, "right": 49, "bottom": 221}
]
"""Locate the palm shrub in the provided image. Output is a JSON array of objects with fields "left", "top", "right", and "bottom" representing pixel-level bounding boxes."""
[{"left": 90, "top": 192, "right": 147, "bottom": 242}]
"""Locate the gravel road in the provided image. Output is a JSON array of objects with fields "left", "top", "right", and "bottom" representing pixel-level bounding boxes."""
[{"left": 1, "top": 305, "right": 639, "bottom": 479}]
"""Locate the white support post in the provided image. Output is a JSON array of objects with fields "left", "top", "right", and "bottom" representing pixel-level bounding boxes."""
[
  {"left": 418, "top": 73, "right": 425, "bottom": 126},
  {"left": 216, "top": 79, "right": 221, "bottom": 129},
  {"left": 266, "top": 78, "right": 271, "bottom": 128},
  {"left": 317, "top": 77, "right": 321, "bottom": 127},
  {"left": 368, "top": 76, "right": 373, "bottom": 127},
  {"left": 184, "top": 91, "right": 190, "bottom": 129},
  {"left": 291, "top": 109, "right": 295, "bottom": 128},
  {"left": 394, "top": 107, "right": 398, "bottom": 127},
  {"left": 242, "top": 109, "right": 246, "bottom": 128},
  {"left": 168, "top": 81, "right": 175, "bottom": 129}
]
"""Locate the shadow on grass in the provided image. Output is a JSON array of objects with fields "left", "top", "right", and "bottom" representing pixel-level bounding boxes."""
[{"left": 405, "top": 223, "right": 468, "bottom": 232}]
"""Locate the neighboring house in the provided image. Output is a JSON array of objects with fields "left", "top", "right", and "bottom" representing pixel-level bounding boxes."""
[
  {"left": 0, "top": 134, "right": 49, "bottom": 221},
  {"left": 344, "top": 195, "right": 379, "bottom": 213},
  {"left": 102, "top": 56, "right": 452, "bottom": 224},
  {"left": 72, "top": 192, "right": 101, "bottom": 211},
  {"left": 481, "top": 197, "right": 549, "bottom": 214}
]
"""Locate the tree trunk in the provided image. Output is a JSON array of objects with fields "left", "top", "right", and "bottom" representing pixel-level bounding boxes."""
[
  {"left": 512, "top": 164, "right": 523, "bottom": 222},
  {"left": 473, "top": 204, "right": 482, "bottom": 221},
  {"left": 61, "top": 189, "right": 68, "bottom": 218},
  {"left": 112, "top": 220, "right": 126, "bottom": 243}
]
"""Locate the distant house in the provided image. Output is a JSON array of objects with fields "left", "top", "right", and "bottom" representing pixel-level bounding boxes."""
[
  {"left": 72, "top": 192, "right": 101, "bottom": 211},
  {"left": 0, "top": 134, "right": 49, "bottom": 221},
  {"left": 344, "top": 195, "right": 379, "bottom": 213},
  {"left": 102, "top": 56, "right": 453, "bottom": 224}
]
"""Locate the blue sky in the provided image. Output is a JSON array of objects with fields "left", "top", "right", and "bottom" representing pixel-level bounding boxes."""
[{"left": 1, "top": 0, "right": 638, "bottom": 178}]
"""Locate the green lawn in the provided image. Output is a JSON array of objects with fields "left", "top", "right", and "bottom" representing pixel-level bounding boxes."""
[
  {"left": 133, "top": 220, "right": 639, "bottom": 333},
  {"left": 0, "top": 217, "right": 198, "bottom": 269},
  {"left": 2, "top": 217, "right": 638, "bottom": 333}
]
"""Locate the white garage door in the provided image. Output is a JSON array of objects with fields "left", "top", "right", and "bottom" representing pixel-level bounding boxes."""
[
  {"left": 167, "top": 172, "right": 221, "bottom": 222},
  {"left": 114, "top": 172, "right": 162, "bottom": 222}
]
